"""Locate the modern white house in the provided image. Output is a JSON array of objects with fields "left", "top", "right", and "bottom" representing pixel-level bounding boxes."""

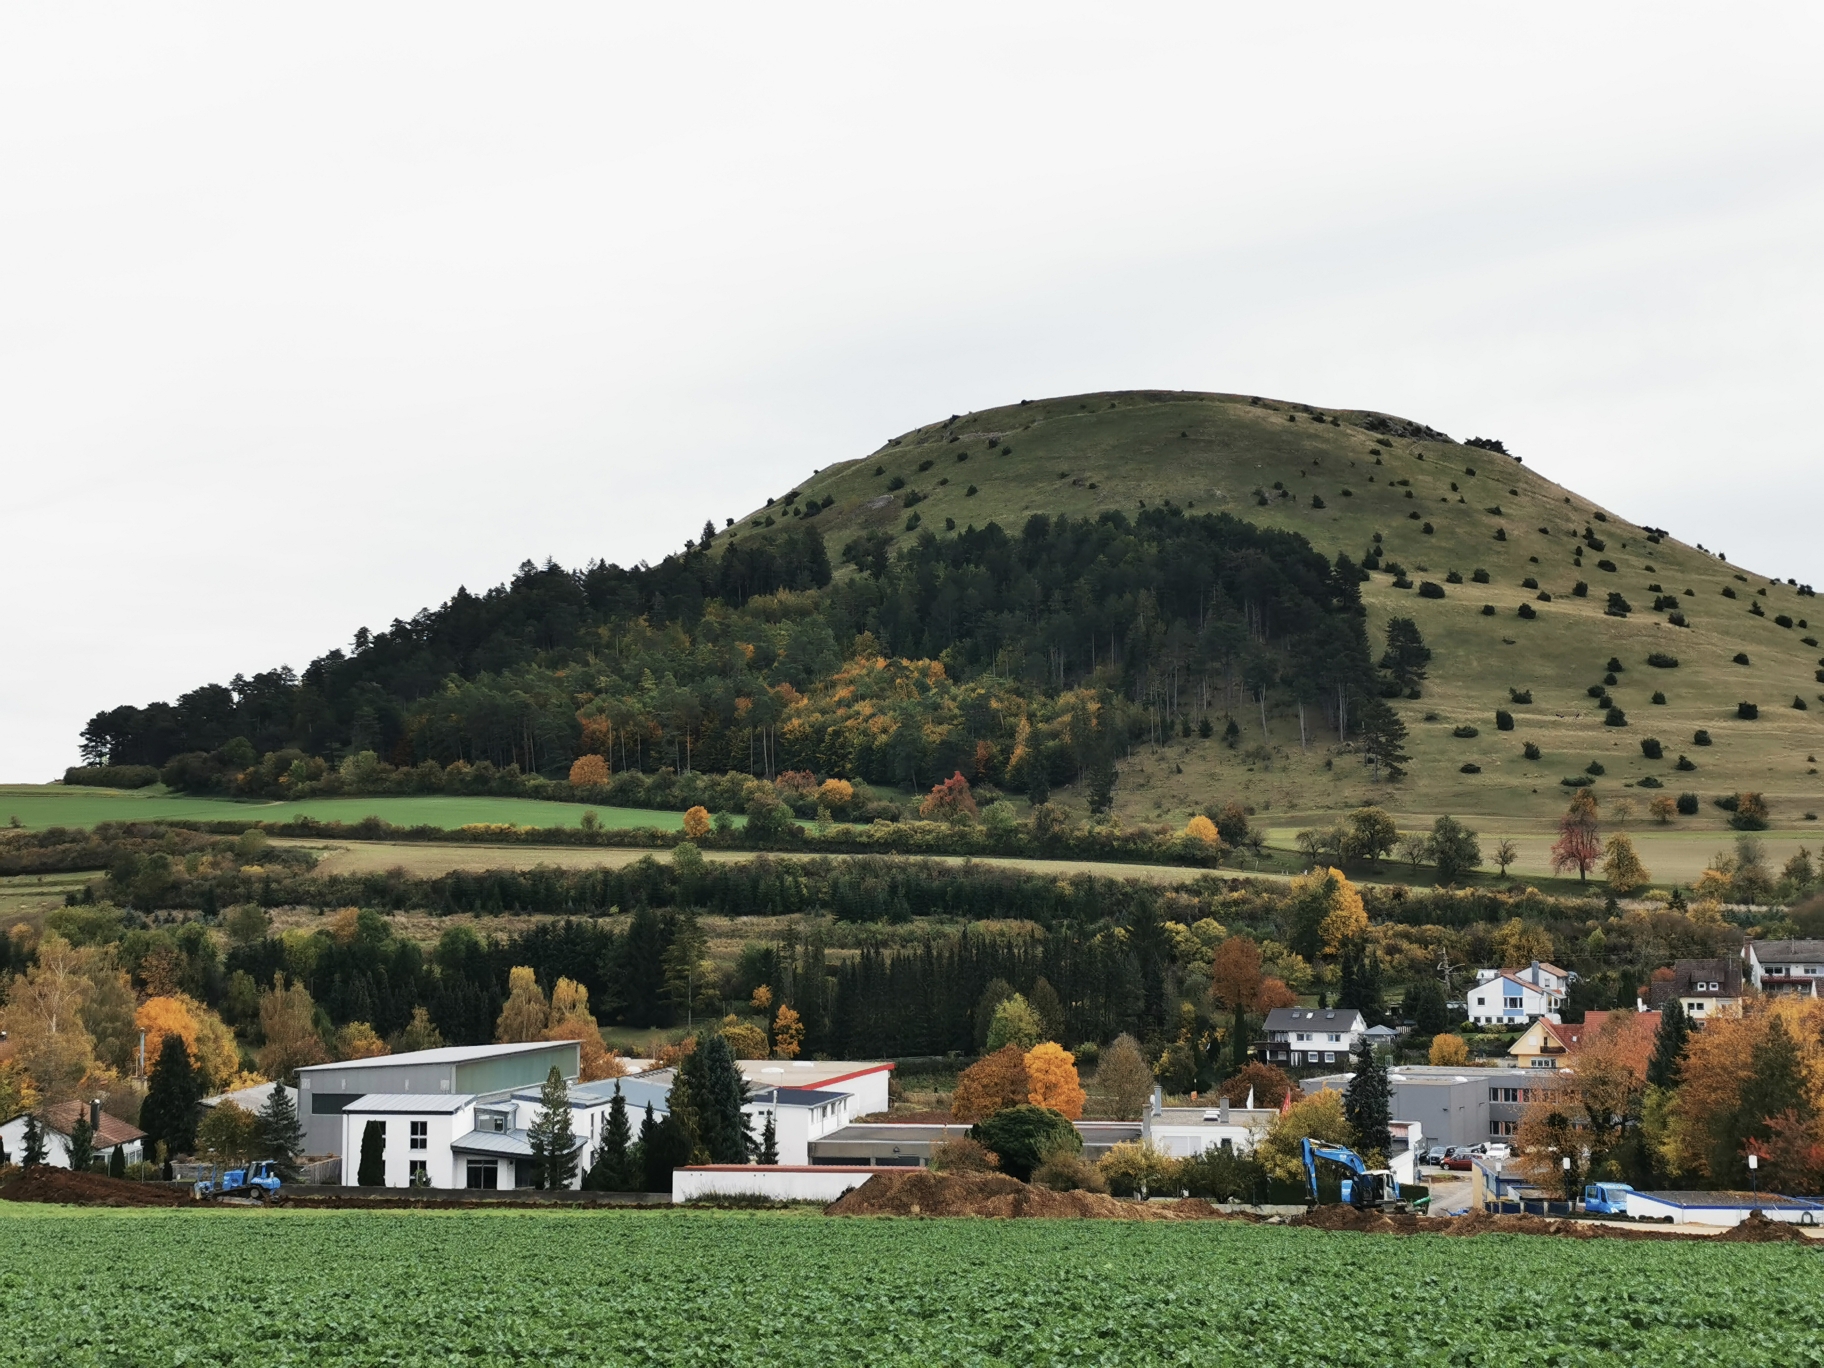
[
  {"left": 1743, "top": 940, "right": 1824, "bottom": 997},
  {"left": 745, "top": 1087, "right": 855, "bottom": 1166},
  {"left": 297, "top": 1040, "right": 584, "bottom": 1159},
  {"left": 1255, "top": 1007, "right": 1367, "bottom": 1068},
  {"left": 1141, "top": 1095, "right": 1277, "bottom": 1159},
  {"left": 1466, "top": 973, "right": 1559, "bottom": 1026},
  {"left": 0, "top": 1100, "right": 144, "bottom": 1169},
  {"left": 739, "top": 1060, "right": 894, "bottom": 1117}
]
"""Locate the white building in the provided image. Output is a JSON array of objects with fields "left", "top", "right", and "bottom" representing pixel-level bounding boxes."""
[
  {"left": 745, "top": 1088, "right": 855, "bottom": 1166},
  {"left": 1256, "top": 1007, "right": 1367, "bottom": 1067},
  {"left": 739, "top": 1060, "right": 894, "bottom": 1117},
  {"left": 1142, "top": 1095, "right": 1276, "bottom": 1159},
  {"left": 0, "top": 1100, "right": 144, "bottom": 1169},
  {"left": 1743, "top": 940, "right": 1824, "bottom": 997},
  {"left": 1466, "top": 973, "right": 1559, "bottom": 1026}
]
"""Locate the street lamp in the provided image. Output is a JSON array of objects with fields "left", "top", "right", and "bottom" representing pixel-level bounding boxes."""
[
  {"left": 1562, "top": 1155, "right": 1573, "bottom": 1213},
  {"left": 1748, "top": 1152, "right": 1759, "bottom": 1204}
]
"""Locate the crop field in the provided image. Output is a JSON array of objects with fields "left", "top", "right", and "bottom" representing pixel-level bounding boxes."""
[
  {"left": 4, "top": 1207, "right": 1822, "bottom": 1366},
  {"left": 0, "top": 784, "right": 693, "bottom": 833}
]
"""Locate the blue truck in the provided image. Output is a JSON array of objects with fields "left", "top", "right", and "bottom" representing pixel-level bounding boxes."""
[{"left": 1581, "top": 1182, "right": 1634, "bottom": 1215}]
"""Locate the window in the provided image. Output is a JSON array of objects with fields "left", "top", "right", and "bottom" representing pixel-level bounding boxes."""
[
  {"left": 410, "top": 1121, "right": 427, "bottom": 1150},
  {"left": 465, "top": 1160, "right": 498, "bottom": 1190},
  {"left": 1323, "top": 1052, "right": 1335, "bottom": 1063},
  {"left": 1504, "top": 996, "right": 1523, "bottom": 1011},
  {"left": 409, "top": 1160, "right": 427, "bottom": 1184}
]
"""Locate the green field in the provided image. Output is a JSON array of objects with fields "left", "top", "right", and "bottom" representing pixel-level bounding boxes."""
[
  {"left": 0, "top": 785, "right": 692, "bottom": 833},
  {"left": 2, "top": 1207, "right": 1819, "bottom": 1366},
  {"left": 738, "top": 391, "right": 1824, "bottom": 826}
]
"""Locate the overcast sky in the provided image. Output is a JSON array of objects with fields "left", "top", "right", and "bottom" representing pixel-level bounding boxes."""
[{"left": 3, "top": 3, "right": 1820, "bottom": 780}]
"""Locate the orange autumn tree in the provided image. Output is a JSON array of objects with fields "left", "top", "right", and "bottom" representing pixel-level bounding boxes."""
[
  {"left": 569, "top": 754, "right": 609, "bottom": 787},
  {"left": 1024, "top": 1042, "right": 1086, "bottom": 1119},
  {"left": 1670, "top": 997, "right": 1824, "bottom": 1185},
  {"left": 771, "top": 1004, "right": 804, "bottom": 1059},
  {"left": 137, "top": 994, "right": 242, "bottom": 1091},
  {"left": 682, "top": 805, "right": 711, "bottom": 839},
  {"left": 544, "top": 977, "right": 624, "bottom": 1081},
  {"left": 951, "top": 1044, "right": 1031, "bottom": 1122},
  {"left": 1551, "top": 789, "right": 1603, "bottom": 881},
  {"left": 920, "top": 772, "right": 979, "bottom": 824}
]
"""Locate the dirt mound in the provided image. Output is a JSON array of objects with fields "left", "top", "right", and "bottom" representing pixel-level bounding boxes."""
[
  {"left": 1291, "top": 1204, "right": 1690, "bottom": 1241},
  {"left": 824, "top": 1171, "right": 1234, "bottom": 1221},
  {"left": 1714, "top": 1212, "right": 1819, "bottom": 1244},
  {"left": 0, "top": 1167, "right": 189, "bottom": 1208}
]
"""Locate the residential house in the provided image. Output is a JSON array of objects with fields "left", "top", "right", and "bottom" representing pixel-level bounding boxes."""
[
  {"left": 1256, "top": 1007, "right": 1367, "bottom": 1068},
  {"left": 1743, "top": 940, "right": 1824, "bottom": 997},
  {"left": 1508, "top": 1010, "right": 1660, "bottom": 1070},
  {"left": 738, "top": 1060, "right": 894, "bottom": 1117},
  {"left": 0, "top": 1100, "right": 144, "bottom": 1169},
  {"left": 1466, "top": 972, "right": 1559, "bottom": 1026},
  {"left": 1648, "top": 959, "right": 1744, "bottom": 1021}
]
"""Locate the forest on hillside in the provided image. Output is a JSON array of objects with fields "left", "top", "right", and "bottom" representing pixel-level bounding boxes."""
[{"left": 75, "top": 509, "right": 1403, "bottom": 800}]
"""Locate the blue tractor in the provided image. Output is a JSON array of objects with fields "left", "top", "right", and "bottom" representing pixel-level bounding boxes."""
[
  {"left": 1302, "top": 1138, "right": 1413, "bottom": 1214},
  {"left": 193, "top": 1160, "right": 286, "bottom": 1204}
]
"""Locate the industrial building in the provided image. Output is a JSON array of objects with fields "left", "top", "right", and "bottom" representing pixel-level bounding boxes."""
[{"left": 1305, "top": 1064, "right": 1566, "bottom": 1148}]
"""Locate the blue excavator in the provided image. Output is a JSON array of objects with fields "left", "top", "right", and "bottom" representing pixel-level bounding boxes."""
[{"left": 1301, "top": 1138, "right": 1417, "bottom": 1213}]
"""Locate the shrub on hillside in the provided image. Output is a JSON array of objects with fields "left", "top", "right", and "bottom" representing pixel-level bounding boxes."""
[
  {"left": 1419, "top": 581, "right": 1445, "bottom": 599},
  {"left": 1676, "top": 755, "right": 1696, "bottom": 771},
  {"left": 1495, "top": 710, "right": 1514, "bottom": 731},
  {"left": 1572, "top": 581, "right": 1588, "bottom": 597},
  {"left": 62, "top": 765, "right": 161, "bottom": 789},
  {"left": 1586, "top": 761, "right": 1606, "bottom": 776},
  {"left": 1452, "top": 725, "right": 1479, "bottom": 739},
  {"left": 1646, "top": 652, "right": 1678, "bottom": 669},
  {"left": 1604, "top": 707, "right": 1627, "bottom": 727},
  {"left": 1651, "top": 691, "right": 1667, "bottom": 704},
  {"left": 1523, "top": 742, "right": 1542, "bottom": 760},
  {"left": 1517, "top": 603, "right": 1537, "bottom": 619},
  {"left": 1693, "top": 729, "right": 1712, "bottom": 746},
  {"left": 1677, "top": 792, "right": 1699, "bottom": 815},
  {"left": 1460, "top": 763, "right": 1482, "bottom": 774},
  {"left": 1472, "top": 568, "right": 1491, "bottom": 583},
  {"left": 1641, "top": 738, "right": 1664, "bottom": 760},
  {"left": 1509, "top": 688, "right": 1532, "bottom": 704},
  {"left": 1737, "top": 702, "right": 1759, "bottom": 720}
]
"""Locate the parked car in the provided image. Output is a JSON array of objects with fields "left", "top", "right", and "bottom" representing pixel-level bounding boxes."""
[
  {"left": 1441, "top": 1151, "right": 1475, "bottom": 1172},
  {"left": 1422, "top": 1146, "right": 1448, "bottom": 1166},
  {"left": 1471, "top": 1142, "right": 1512, "bottom": 1160}
]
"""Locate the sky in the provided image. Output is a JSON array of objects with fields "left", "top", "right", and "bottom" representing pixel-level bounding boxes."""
[{"left": 3, "top": 3, "right": 1821, "bottom": 780}]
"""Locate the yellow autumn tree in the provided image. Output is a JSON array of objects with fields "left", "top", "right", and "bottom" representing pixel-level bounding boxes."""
[
  {"left": 1024, "top": 1041, "right": 1087, "bottom": 1119},
  {"left": 771, "top": 1004, "right": 804, "bottom": 1059},
  {"left": 4, "top": 934, "right": 95, "bottom": 1101},
  {"left": 569, "top": 754, "right": 609, "bottom": 787},
  {"left": 496, "top": 966, "right": 550, "bottom": 1043},
  {"left": 682, "top": 805, "right": 711, "bottom": 838},
  {"left": 1289, "top": 868, "right": 1369, "bottom": 957},
  {"left": 137, "top": 994, "right": 242, "bottom": 1091},
  {"left": 544, "top": 977, "right": 623, "bottom": 1081},
  {"left": 256, "top": 974, "right": 330, "bottom": 1082},
  {"left": 1184, "top": 814, "right": 1220, "bottom": 844},
  {"left": 1602, "top": 834, "right": 1651, "bottom": 893},
  {"left": 334, "top": 1022, "right": 389, "bottom": 1061},
  {"left": 1429, "top": 1033, "right": 1470, "bottom": 1066},
  {"left": 1256, "top": 1088, "right": 1356, "bottom": 1181}
]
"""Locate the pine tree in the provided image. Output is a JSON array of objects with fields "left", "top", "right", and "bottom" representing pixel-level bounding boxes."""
[
  {"left": 1358, "top": 699, "right": 1411, "bottom": 780},
  {"left": 634, "top": 1101, "right": 658, "bottom": 1191},
  {"left": 1343, "top": 1037, "right": 1392, "bottom": 1159},
  {"left": 258, "top": 1082, "right": 306, "bottom": 1179},
  {"left": 1646, "top": 998, "right": 1689, "bottom": 1089},
  {"left": 108, "top": 1145, "right": 126, "bottom": 1178},
  {"left": 526, "top": 1065, "right": 577, "bottom": 1190},
  {"left": 357, "top": 1119, "right": 386, "bottom": 1186},
  {"left": 22, "top": 1113, "right": 47, "bottom": 1167},
  {"left": 67, "top": 1111, "right": 95, "bottom": 1173},
  {"left": 589, "top": 1081, "right": 632, "bottom": 1191},
  {"left": 1730, "top": 1017, "right": 1809, "bottom": 1182},
  {"left": 139, "top": 1032, "right": 201, "bottom": 1157},
  {"left": 681, "top": 1033, "right": 750, "bottom": 1164},
  {"left": 759, "top": 1110, "right": 778, "bottom": 1165}
]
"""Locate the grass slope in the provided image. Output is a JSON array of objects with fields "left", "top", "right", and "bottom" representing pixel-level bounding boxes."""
[
  {"left": 739, "top": 390, "right": 1824, "bottom": 823},
  {"left": 0, "top": 785, "right": 692, "bottom": 833},
  {"left": 5, "top": 1206, "right": 1820, "bottom": 1366}
]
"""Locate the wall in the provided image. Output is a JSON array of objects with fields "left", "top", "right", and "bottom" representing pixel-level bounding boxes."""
[
  {"left": 672, "top": 1166, "right": 873, "bottom": 1204},
  {"left": 340, "top": 1105, "right": 473, "bottom": 1189}
]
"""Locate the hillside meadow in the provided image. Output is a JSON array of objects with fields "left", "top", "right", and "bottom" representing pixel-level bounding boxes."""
[{"left": 745, "top": 391, "right": 1824, "bottom": 824}]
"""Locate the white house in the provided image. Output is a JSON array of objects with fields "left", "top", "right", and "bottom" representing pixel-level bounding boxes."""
[
  {"left": 739, "top": 1060, "right": 894, "bottom": 1117},
  {"left": 1743, "top": 940, "right": 1824, "bottom": 997},
  {"left": 1256, "top": 1007, "right": 1367, "bottom": 1067},
  {"left": 1142, "top": 1097, "right": 1276, "bottom": 1159},
  {"left": 1480, "top": 961, "right": 1569, "bottom": 997},
  {"left": 745, "top": 1087, "right": 855, "bottom": 1166},
  {"left": 0, "top": 1100, "right": 144, "bottom": 1170},
  {"left": 1466, "top": 973, "right": 1558, "bottom": 1026}
]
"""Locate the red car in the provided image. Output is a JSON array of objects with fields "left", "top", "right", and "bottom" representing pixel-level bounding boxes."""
[{"left": 1441, "top": 1150, "right": 1475, "bottom": 1172}]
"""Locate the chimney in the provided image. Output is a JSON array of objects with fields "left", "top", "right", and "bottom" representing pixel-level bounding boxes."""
[
  {"left": 1218, "top": 1098, "right": 1230, "bottom": 1123},
  {"left": 90, "top": 1099, "right": 102, "bottom": 1131},
  {"left": 1151, "top": 1085, "right": 1163, "bottom": 1117}
]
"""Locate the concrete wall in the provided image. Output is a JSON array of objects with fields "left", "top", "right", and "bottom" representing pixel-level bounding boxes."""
[
  {"left": 672, "top": 1166, "right": 873, "bottom": 1204},
  {"left": 341, "top": 1105, "right": 473, "bottom": 1189},
  {"left": 1624, "top": 1192, "right": 1824, "bottom": 1226}
]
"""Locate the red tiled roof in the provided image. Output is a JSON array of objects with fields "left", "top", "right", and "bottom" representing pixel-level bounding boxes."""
[{"left": 39, "top": 1102, "right": 145, "bottom": 1149}]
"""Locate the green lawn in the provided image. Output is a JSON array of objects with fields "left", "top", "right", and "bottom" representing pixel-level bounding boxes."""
[
  {"left": 1, "top": 1206, "right": 1817, "bottom": 1366},
  {"left": 0, "top": 784, "right": 690, "bottom": 833}
]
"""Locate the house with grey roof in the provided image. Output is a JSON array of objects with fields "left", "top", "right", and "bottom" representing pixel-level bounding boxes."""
[
  {"left": 1743, "top": 940, "right": 1824, "bottom": 997},
  {"left": 1255, "top": 1007, "right": 1366, "bottom": 1068}
]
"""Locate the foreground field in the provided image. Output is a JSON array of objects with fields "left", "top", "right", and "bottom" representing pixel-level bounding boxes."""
[
  {"left": 0, "top": 785, "right": 690, "bottom": 833},
  {"left": 3, "top": 1207, "right": 1820, "bottom": 1366}
]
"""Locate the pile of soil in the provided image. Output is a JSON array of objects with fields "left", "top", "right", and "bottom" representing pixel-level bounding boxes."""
[
  {"left": 1714, "top": 1212, "right": 1819, "bottom": 1244},
  {"left": 824, "top": 1171, "right": 1240, "bottom": 1221},
  {"left": 0, "top": 1167, "right": 190, "bottom": 1208}
]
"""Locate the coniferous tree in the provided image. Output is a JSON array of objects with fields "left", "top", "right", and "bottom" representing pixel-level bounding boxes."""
[
  {"left": 633, "top": 1101, "right": 659, "bottom": 1191},
  {"left": 108, "top": 1145, "right": 126, "bottom": 1179},
  {"left": 22, "top": 1113, "right": 48, "bottom": 1168},
  {"left": 1646, "top": 998, "right": 1689, "bottom": 1090},
  {"left": 526, "top": 1065, "right": 578, "bottom": 1190},
  {"left": 139, "top": 1032, "right": 201, "bottom": 1157},
  {"left": 258, "top": 1082, "right": 306, "bottom": 1179},
  {"left": 681, "top": 1033, "right": 750, "bottom": 1164},
  {"left": 1343, "top": 1037, "right": 1392, "bottom": 1159},
  {"left": 642, "top": 1109, "right": 693, "bottom": 1193},
  {"left": 1357, "top": 699, "right": 1411, "bottom": 780},
  {"left": 759, "top": 1110, "right": 778, "bottom": 1165},
  {"left": 596, "top": 1082, "right": 633, "bottom": 1190},
  {"left": 1726, "top": 1018, "right": 1809, "bottom": 1183},
  {"left": 357, "top": 1119, "right": 386, "bottom": 1186},
  {"left": 67, "top": 1111, "right": 95, "bottom": 1173}
]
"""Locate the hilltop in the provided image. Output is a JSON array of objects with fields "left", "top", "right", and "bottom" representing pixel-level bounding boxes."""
[{"left": 734, "top": 390, "right": 1824, "bottom": 824}]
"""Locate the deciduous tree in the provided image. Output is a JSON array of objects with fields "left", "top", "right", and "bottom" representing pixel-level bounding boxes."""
[
  {"left": 1216, "top": 1062, "right": 1302, "bottom": 1111},
  {"left": 951, "top": 1044, "right": 1032, "bottom": 1122},
  {"left": 496, "top": 966, "right": 550, "bottom": 1043},
  {"left": 1095, "top": 1034, "right": 1154, "bottom": 1121},
  {"left": 1551, "top": 789, "right": 1603, "bottom": 881},
  {"left": 985, "top": 995, "right": 1043, "bottom": 1053},
  {"left": 682, "top": 805, "right": 711, "bottom": 838},
  {"left": 334, "top": 1022, "right": 388, "bottom": 1061},
  {"left": 255, "top": 976, "right": 329, "bottom": 1083},
  {"left": 1257, "top": 1090, "right": 1355, "bottom": 1182},
  {"left": 1024, "top": 1042, "right": 1086, "bottom": 1119},
  {"left": 771, "top": 1004, "right": 804, "bottom": 1059},
  {"left": 1602, "top": 834, "right": 1651, "bottom": 893},
  {"left": 1429, "top": 1033, "right": 1470, "bottom": 1066}
]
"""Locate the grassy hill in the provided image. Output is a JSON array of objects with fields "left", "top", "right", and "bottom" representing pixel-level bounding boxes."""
[{"left": 735, "top": 390, "right": 1824, "bottom": 827}]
